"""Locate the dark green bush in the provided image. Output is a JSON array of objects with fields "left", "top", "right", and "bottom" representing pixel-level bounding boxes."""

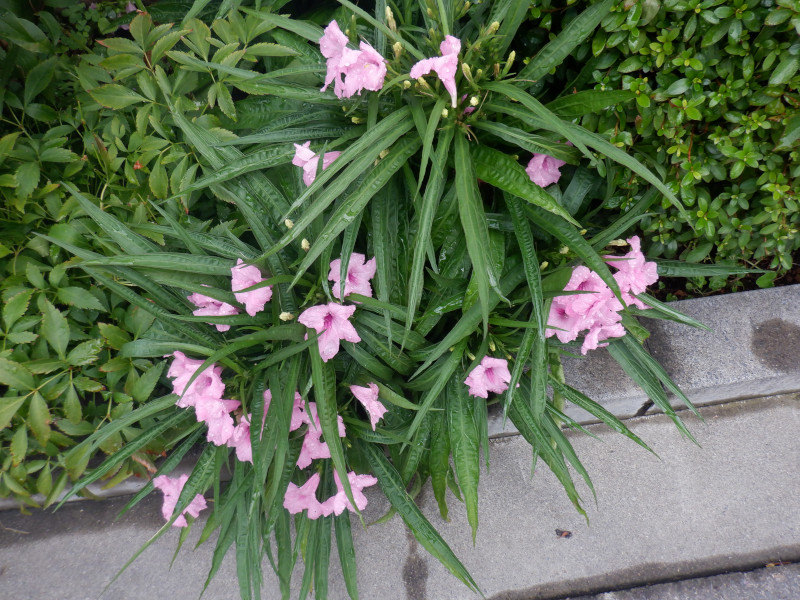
[{"left": 529, "top": 0, "right": 799, "bottom": 283}]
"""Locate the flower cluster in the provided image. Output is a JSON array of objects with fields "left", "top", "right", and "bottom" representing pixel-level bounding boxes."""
[
  {"left": 283, "top": 470, "right": 377, "bottom": 519},
  {"left": 167, "top": 351, "right": 250, "bottom": 455},
  {"left": 546, "top": 236, "right": 659, "bottom": 354},
  {"left": 188, "top": 259, "right": 272, "bottom": 331}
]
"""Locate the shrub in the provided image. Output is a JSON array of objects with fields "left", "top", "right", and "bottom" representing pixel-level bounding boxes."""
[
  {"left": 46, "top": 3, "right": 745, "bottom": 597},
  {"left": 521, "top": 0, "right": 799, "bottom": 285}
]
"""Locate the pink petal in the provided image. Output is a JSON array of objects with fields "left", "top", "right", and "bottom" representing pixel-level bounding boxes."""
[
  {"left": 350, "top": 383, "right": 387, "bottom": 430},
  {"left": 526, "top": 153, "right": 566, "bottom": 187}
]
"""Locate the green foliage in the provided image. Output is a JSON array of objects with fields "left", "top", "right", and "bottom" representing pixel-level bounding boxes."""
[
  {"left": 527, "top": 0, "right": 800, "bottom": 283},
  {"left": 46, "top": 2, "right": 717, "bottom": 598}
]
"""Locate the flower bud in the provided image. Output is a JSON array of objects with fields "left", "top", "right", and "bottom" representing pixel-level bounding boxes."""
[
  {"left": 559, "top": 246, "right": 570, "bottom": 255},
  {"left": 393, "top": 41, "right": 402, "bottom": 59},
  {"left": 301, "top": 239, "right": 310, "bottom": 251},
  {"left": 351, "top": 116, "right": 364, "bottom": 124},
  {"left": 469, "top": 96, "right": 479, "bottom": 106},
  {"left": 441, "top": 108, "right": 449, "bottom": 118},
  {"left": 488, "top": 21, "right": 500, "bottom": 35},
  {"left": 279, "top": 312, "right": 294, "bottom": 321},
  {"left": 489, "top": 340, "right": 496, "bottom": 352},
  {"left": 461, "top": 62, "right": 474, "bottom": 82},
  {"left": 385, "top": 6, "right": 397, "bottom": 32},
  {"left": 540, "top": 261, "right": 549, "bottom": 269},
  {"left": 427, "top": 7, "right": 434, "bottom": 17},
  {"left": 284, "top": 218, "right": 294, "bottom": 229},
  {"left": 403, "top": 80, "right": 412, "bottom": 89}
]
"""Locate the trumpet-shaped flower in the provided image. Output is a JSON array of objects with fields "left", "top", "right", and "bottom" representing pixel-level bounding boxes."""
[
  {"left": 167, "top": 351, "right": 225, "bottom": 407},
  {"left": 350, "top": 383, "right": 387, "bottom": 430},
  {"left": 231, "top": 259, "right": 271, "bottom": 316},
  {"left": 187, "top": 290, "right": 238, "bottom": 332},
  {"left": 298, "top": 303, "right": 360, "bottom": 362},
  {"left": 409, "top": 36, "right": 461, "bottom": 107},
  {"left": 283, "top": 472, "right": 327, "bottom": 519},
  {"left": 153, "top": 474, "right": 208, "bottom": 528},
  {"left": 464, "top": 357, "right": 512, "bottom": 399},
  {"left": 328, "top": 253, "right": 376, "bottom": 300},
  {"left": 320, "top": 470, "right": 378, "bottom": 516},
  {"left": 292, "top": 141, "right": 341, "bottom": 187},
  {"left": 526, "top": 152, "right": 566, "bottom": 188},
  {"left": 320, "top": 21, "right": 387, "bottom": 99}
]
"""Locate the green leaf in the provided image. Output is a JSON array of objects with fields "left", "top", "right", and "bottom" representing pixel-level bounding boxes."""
[
  {"left": 472, "top": 144, "right": 578, "bottom": 225},
  {"left": 474, "top": 121, "right": 580, "bottom": 163},
  {"left": 41, "top": 299, "right": 70, "bottom": 360},
  {"left": 66, "top": 339, "right": 103, "bottom": 366},
  {"left": 292, "top": 136, "right": 421, "bottom": 285},
  {"left": 360, "top": 440, "right": 479, "bottom": 592},
  {"left": 10, "top": 426, "right": 28, "bottom": 466},
  {"left": 3, "top": 289, "right": 33, "bottom": 330},
  {"left": 149, "top": 158, "right": 169, "bottom": 199},
  {"left": 16, "top": 161, "right": 40, "bottom": 199},
  {"left": 0, "top": 396, "right": 27, "bottom": 430},
  {"left": 23, "top": 57, "right": 56, "bottom": 106},
  {"left": 517, "top": 0, "right": 614, "bottom": 81},
  {"left": 56, "top": 287, "right": 105, "bottom": 311},
  {"left": 28, "top": 391, "right": 51, "bottom": 446},
  {"left": 769, "top": 55, "right": 799, "bottom": 86},
  {"left": 447, "top": 376, "right": 480, "bottom": 543},
  {"left": 334, "top": 512, "right": 359, "bottom": 600},
  {"left": 545, "top": 89, "right": 634, "bottom": 117},
  {"left": 88, "top": 84, "right": 148, "bottom": 109},
  {"left": 309, "top": 344, "right": 358, "bottom": 518},
  {"left": 131, "top": 362, "right": 165, "bottom": 403},
  {"left": 653, "top": 260, "right": 757, "bottom": 277},
  {"left": 455, "top": 132, "right": 496, "bottom": 337}
]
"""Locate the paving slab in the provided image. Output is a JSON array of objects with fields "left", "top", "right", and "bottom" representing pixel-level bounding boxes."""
[
  {"left": 563, "top": 563, "right": 800, "bottom": 600},
  {"left": 1, "top": 394, "right": 798, "bottom": 599},
  {"left": 646, "top": 284, "right": 800, "bottom": 410}
]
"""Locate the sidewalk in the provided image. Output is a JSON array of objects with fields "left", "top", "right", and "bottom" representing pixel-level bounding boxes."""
[
  {"left": 1, "top": 394, "right": 797, "bottom": 599},
  {"left": 1, "top": 286, "right": 798, "bottom": 599}
]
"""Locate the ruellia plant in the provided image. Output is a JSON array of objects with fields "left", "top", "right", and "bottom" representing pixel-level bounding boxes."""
[{"left": 48, "top": 1, "right": 745, "bottom": 597}]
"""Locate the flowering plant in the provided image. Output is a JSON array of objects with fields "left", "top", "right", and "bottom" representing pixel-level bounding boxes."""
[{"left": 50, "top": 1, "right": 725, "bottom": 597}]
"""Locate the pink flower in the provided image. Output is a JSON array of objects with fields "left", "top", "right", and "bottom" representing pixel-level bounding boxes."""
[
  {"left": 525, "top": 153, "right": 566, "bottom": 187},
  {"left": 296, "top": 402, "right": 345, "bottom": 469},
  {"left": 283, "top": 472, "right": 327, "bottom": 519},
  {"left": 195, "top": 396, "right": 241, "bottom": 445},
  {"left": 606, "top": 236, "right": 659, "bottom": 309},
  {"left": 292, "top": 141, "right": 341, "bottom": 187},
  {"left": 298, "top": 303, "right": 360, "bottom": 362},
  {"left": 187, "top": 290, "right": 238, "bottom": 332},
  {"left": 409, "top": 36, "right": 461, "bottom": 107},
  {"left": 227, "top": 414, "right": 252, "bottom": 463},
  {"left": 153, "top": 474, "right": 207, "bottom": 528},
  {"left": 320, "top": 470, "right": 378, "bottom": 516},
  {"left": 464, "top": 357, "right": 512, "bottom": 399},
  {"left": 545, "top": 266, "right": 627, "bottom": 355},
  {"left": 350, "top": 383, "right": 387, "bottom": 430},
  {"left": 125, "top": 2, "right": 136, "bottom": 12},
  {"left": 167, "top": 351, "right": 225, "bottom": 408},
  {"left": 290, "top": 392, "right": 308, "bottom": 431},
  {"left": 231, "top": 259, "right": 271, "bottom": 316},
  {"left": 328, "top": 253, "right": 376, "bottom": 300},
  {"left": 319, "top": 21, "right": 387, "bottom": 99}
]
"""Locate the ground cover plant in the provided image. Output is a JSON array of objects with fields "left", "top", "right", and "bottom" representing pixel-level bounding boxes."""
[
  {"left": 2, "top": 0, "right": 766, "bottom": 597},
  {"left": 0, "top": 1, "right": 187, "bottom": 505}
]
